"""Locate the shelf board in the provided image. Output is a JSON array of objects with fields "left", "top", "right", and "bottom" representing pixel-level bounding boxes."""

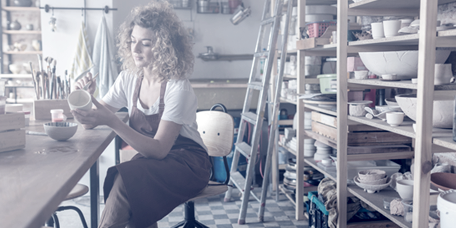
[
  {"left": 349, "top": 0, "right": 455, "bottom": 9},
  {"left": 283, "top": 74, "right": 297, "bottom": 80},
  {"left": 349, "top": 34, "right": 419, "bottom": 47},
  {"left": 3, "top": 51, "right": 42, "bottom": 55},
  {"left": 3, "top": 30, "right": 41, "bottom": 35},
  {"left": 347, "top": 116, "right": 416, "bottom": 138},
  {"left": 348, "top": 79, "right": 417, "bottom": 90},
  {"left": 2, "top": 6, "right": 40, "bottom": 11},
  {"left": 347, "top": 187, "right": 411, "bottom": 228},
  {"left": 278, "top": 119, "right": 293, "bottom": 125},
  {"left": 0, "top": 74, "right": 33, "bottom": 79},
  {"left": 307, "top": 0, "right": 337, "bottom": 5},
  {"left": 6, "top": 98, "right": 34, "bottom": 103},
  {"left": 304, "top": 158, "right": 337, "bottom": 182},
  {"left": 304, "top": 78, "right": 319, "bottom": 84},
  {"left": 278, "top": 141, "right": 297, "bottom": 156},
  {"left": 5, "top": 85, "right": 33, "bottom": 88},
  {"left": 432, "top": 137, "right": 456, "bottom": 151},
  {"left": 303, "top": 103, "right": 337, "bottom": 116},
  {"left": 280, "top": 97, "right": 297, "bottom": 105}
]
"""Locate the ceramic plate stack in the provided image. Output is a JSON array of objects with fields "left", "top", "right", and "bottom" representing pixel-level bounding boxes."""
[
  {"left": 305, "top": 83, "right": 321, "bottom": 94},
  {"left": 304, "top": 138, "right": 316, "bottom": 157},
  {"left": 304, "top": 111, "right": 312, "bottom": 130},
  {"left": 354, "top": 169, "right": 391, "bottom": 193},
  {"left": 313, "top": 140, "right": 332, "bottom": 161}
]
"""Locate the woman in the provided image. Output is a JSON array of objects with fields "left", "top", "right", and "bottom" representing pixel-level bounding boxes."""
[{"left": 72, "top": 1, "right": 211, "bottom": 227}]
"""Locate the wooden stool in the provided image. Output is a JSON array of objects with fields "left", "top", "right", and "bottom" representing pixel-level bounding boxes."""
[{"left": 45, "top": 184, "right": 89, "bottom": 228}]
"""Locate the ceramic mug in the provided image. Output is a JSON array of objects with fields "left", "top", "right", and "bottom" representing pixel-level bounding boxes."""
[
  {"left": 383, "top": 20, "right": 401, "bottom": 38},
  {"left": 386, "top": 112, "right": 405, "bottom": 127},
  {"left": 434, "top": 64, "right": 453, "bottom": 85},
  {"left": 67, "top": 90, "right": 92, "bottom": 111},
  {"left": 371, "top": 22, "right": 384, "bottom": 39}
]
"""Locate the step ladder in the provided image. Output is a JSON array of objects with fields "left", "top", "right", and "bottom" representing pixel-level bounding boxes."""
[{"left": 223, "top": 0, "right": 292, "bottom": 224}]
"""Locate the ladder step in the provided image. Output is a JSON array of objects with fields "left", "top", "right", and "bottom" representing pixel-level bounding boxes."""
[
  {"left": 248, "top": 82, "right": 264, "bottom": 90},
  {"left": 254, "top": 51, "right": 269, "bottom": 58},
  {"left": 236, "top": 142, "right": 252, "bottom": 158},
  {"left": 241, "top": 112, "right": 258, "bottom": 125},
  {"left": 260, "top": 17, "right": 276, "bottom": 25},
  {"left": 230, "top": 171, "right": 247, "bottom": 192}
]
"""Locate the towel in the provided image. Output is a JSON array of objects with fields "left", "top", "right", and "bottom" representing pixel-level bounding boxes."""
[
  {"left": 69, "top": 21, "right": 93, "bottom": 80},
  {"left": 91, "top": 15, "right": 118, "bottom": 98}
]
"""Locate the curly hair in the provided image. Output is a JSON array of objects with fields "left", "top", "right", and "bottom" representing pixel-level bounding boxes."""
[{"left": 117, "top": 0, "right": 194, "bottom": 80}]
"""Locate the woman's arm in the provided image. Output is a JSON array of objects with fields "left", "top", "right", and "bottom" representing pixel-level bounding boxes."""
[{"left": 73, "top": 98, "right": 181, "bottom": 159}]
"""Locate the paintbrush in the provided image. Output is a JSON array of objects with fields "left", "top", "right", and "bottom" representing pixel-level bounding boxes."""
[{"left": 83, "top": 73, "right": 99, "bottom": 90}]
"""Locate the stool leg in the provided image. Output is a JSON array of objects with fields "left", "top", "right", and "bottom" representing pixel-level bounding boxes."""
[{"left": 56, "top": 206, "right": 88, "bottom": 228}]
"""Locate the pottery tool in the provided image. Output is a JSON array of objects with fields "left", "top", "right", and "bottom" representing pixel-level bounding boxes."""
[
  {"left": 37, "top": 54, "right": 43, "bottom": 72},
  {"left": 83, "top": 73, "right": 99, "bottom": 90},
  {"left": 74, "top": 66, "right": 94, "bottom": 81},
  {"left": 29, "top": 63, "right": 39, "bottom": 100},
  {"left": 56, "top": 76, "right": 61, "bottom": 99}
]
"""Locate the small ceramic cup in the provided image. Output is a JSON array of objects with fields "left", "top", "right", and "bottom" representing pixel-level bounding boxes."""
[
  {"left": 371, "top": 22, "right": 384, "bottom": 39},
  {"left": 50, "top": 109, "right": 67, "bottom": 122},
  {"left": 386, "top": 112, "right": 405, "bottom": 127},
  {"left": 354, "top": 70, "right": 369, "bottom": 79},
  {"left": 382, "top": 74, "right": 398, "bottom": 80},
  {"left": 383, "top": 20, "right": 401, "bottom": 38},
  {"left": 67, "top": 90, "right": 92, "bottom": 111},
  {"left": 434, "top": 63, "right": 453, "bottom": 85}
]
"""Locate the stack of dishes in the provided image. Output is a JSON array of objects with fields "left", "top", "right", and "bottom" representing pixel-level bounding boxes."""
[
  {"left": 354, "top": 169, "right": 391, "bottom": 193},
  {"left": 304, "top": 111, "right": 312, "bottom": 129},
  {"left": 313, "top": 141, "right": 332, "bottom": 161},
  {"left": 304, "top": 138, "right": 316, "bottom": 157}
]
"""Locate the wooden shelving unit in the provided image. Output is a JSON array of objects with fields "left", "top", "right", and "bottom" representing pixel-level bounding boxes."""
[
  {"left": 284, "top": 0, "right": 456, "bottom": 227},
  {"left": 1, "top": 5, "right": 42, "bottom": 104}
]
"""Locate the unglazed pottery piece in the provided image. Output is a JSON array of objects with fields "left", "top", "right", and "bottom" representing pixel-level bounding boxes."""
[
  {"left": 359, "top": 50, "right": 451, "bottom": 79},
  {"left": 395, "top": 93, "right": 454, "bottom": 128}
]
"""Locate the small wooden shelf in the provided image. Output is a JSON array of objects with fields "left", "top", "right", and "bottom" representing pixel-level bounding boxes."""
[
  {"left": 3, "top": 30, "right": 41, "bottom": 35},
  {"left": 2, "top": 6, "right": 40, "bottom": 11},
  {"left": 432, "top": 137, "right": 456, "bottom": 151},
  {"left": 3, "top": 51, "right": 42, "bottom": 55},
  {"left": 5, "top": 85, "right": 33, "bottom": 88}
]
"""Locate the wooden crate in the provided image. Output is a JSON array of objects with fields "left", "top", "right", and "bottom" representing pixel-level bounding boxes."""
[
  {"left": 33, "top": 99, "right": 73, "bottom": 120},
  {"left": 311, "top": 111, "right": 412, "bottom": 148},
  {"left": 0, "top": 113, "right": 26, "bottom": 153}
]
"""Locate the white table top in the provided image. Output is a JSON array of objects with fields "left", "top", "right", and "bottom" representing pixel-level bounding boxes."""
[{"left": 0, "top": 113, "right": 128, "bottom": 228}]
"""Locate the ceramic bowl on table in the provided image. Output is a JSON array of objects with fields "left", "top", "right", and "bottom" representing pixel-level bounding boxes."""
[
  {"left": 358, "top": 50, "right": 451, "bottom": 79},
  {"left": 43, "top": 122, "right": 78, "bottom": 141},
  {"left": 431, "top": 172, "right": 456, "bottom": 191},
  {"left": 395, "top": 93, "right": 454, "bottom": 128}
]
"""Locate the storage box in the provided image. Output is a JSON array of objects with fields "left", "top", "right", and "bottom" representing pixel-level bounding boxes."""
[
  {"left": 311, "top": 111, "right": 412, "bottom": 147},
  {"left": 33, "top": 99, "right": 73, "bottom": 120},
  {"left": 0, "top": 113, "right": 25, "bottom": 153},
  {"left": 317, "top": 74, "right": 337, "bottom": 94}
]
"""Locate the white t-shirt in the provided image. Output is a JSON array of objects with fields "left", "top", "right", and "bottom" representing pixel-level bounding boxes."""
[{"left": 102, "top": 71, "right": 207, "bottom": 151}]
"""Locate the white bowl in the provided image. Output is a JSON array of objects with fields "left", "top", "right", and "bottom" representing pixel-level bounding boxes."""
[
  {"left": 43, "top": 122, "right": 78, "bottom": 141},
  {"left": 358, "top": 169, "right": 386, "bottom": 181},
  {"left": 354, "top": 176, "right": 391, "bottom": 193},
  {"left": 395, "top": 93, "right": 453, "bottom": 128},
  {"left": 359, "top": 50, "right": 451, "bottom": 79},
  {"left": 9, "top": 64, "right": 22, "bottom": 74},
  {"left": 359, "top": 175, "right": 388, "bottom": 185}
]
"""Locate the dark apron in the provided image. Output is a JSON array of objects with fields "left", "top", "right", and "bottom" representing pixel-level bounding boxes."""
[{"left": 103, "top": 77, "right": 212, "bottom": 227}]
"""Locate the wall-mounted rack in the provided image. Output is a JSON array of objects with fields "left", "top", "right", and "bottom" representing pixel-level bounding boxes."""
[{"left": 39, "top": 4, "right": 117, "bottom": 14}]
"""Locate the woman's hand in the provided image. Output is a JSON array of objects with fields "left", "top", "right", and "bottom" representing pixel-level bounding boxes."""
[
  {"left": 71, "top": 96, "right": 118, "bottom": 128},
  {"left": 73, "top": 72, "right": 97, "bottom": 95}
]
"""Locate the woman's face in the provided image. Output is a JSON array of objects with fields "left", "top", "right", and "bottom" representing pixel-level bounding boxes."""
[{"left": 130, "top": 25, "right": 155, "bottom": 68}]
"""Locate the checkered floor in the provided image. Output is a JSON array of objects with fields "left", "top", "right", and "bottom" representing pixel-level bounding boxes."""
[{"left": 57, "top": 188, "right": 309, "bottom": 228}]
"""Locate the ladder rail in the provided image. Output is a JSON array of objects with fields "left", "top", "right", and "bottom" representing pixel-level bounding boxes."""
[{"left": 258, "top": 0, "right": 293, "bottom": 221}]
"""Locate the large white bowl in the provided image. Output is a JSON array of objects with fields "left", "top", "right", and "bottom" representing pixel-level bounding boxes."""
[
  {"left": 359, "top": 50, "right": 451, "bottom": 79},
  {"left": 44, "top": 122, "right": 78, "bottom": 141},
  {"left": 395, "top": 93, "right": 454, "bottom": 128}
]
